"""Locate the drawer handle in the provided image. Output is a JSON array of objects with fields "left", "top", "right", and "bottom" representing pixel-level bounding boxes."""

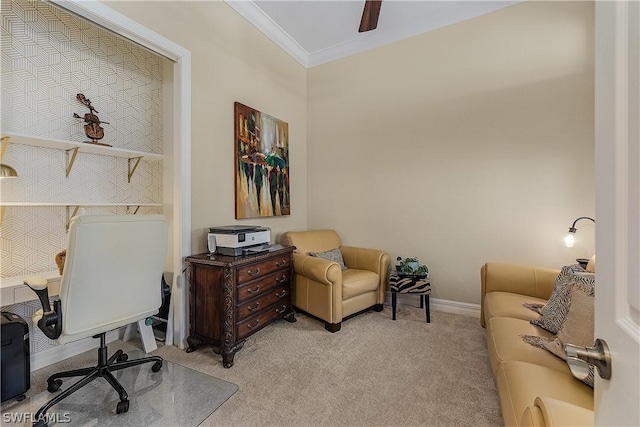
[
  {"left": 275, "top": 259, "right": 287, "bottom": 267},
  {"left": 247, "top": 319, "right": 260, "bottom": 329},
  {"left": 275, "top": 275, "right": 288, "bottom": 284},
  {"left": 247, "top": 302, "right": 261, "bottom": 312},
  {"left": 275, "top": 305, "right": 287, "bottom": 314},
  {"left": 276, "top": 290, "right": 287, "bottom": 298},
  {"left": 246, "top": 285, "right": 260, "bottom": 294},
  {"left": 247, "top": 267, "right": 261, "bottom": 276}
]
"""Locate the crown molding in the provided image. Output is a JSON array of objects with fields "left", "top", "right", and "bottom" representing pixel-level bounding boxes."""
[
  {"left": 224, "top": 0, "right": 310, "bottom": 68},
  {"left": 225, "top": 0, "right": 522, "bottom": 69}
]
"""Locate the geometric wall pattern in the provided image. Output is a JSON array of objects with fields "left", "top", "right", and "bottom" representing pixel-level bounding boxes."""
[
  {"left": 1, "top": 0, "right": 166, "bottom": 352},
  {"left": 1, "top": 0, "right": 165, "bottom": 278},
  {"left": 2, "top": 296, "right": 64, "bottom": 353}
]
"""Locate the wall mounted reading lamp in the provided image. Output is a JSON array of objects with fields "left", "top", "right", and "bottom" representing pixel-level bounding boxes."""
[
  {"left": 564, "top": 216, "right": 595, "bottom": 248},
  {"left": 1, "top": 136, "right": 18, "bottom": 178}
]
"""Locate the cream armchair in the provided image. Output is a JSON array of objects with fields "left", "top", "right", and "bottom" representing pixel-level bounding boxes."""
[{"left": 281, "top": 229, "right": 390, "bottom": 332}]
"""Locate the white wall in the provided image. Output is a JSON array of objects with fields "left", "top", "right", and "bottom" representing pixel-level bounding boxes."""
[{"left": 307, "top": 1, "right": 595, "bottom": 304}]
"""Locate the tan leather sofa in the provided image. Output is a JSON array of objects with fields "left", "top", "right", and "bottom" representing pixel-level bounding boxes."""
[
  {"left": 481, "top": 262, "right": 594, "bottom": 427},
  {"left": 281, "top": 230, "right": 390, "bottom": 332}
]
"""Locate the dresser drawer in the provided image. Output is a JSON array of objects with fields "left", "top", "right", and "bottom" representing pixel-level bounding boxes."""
[
  {"left": 236, "top": 270, "right": 290, "bottom": 302},
  {"left": 237, "top": 301, "right": 291, "bottom": 340},
  {"left": 237, "top": 256, "right": 291, "bottom": 284},
  {"left": 236, "top": 285, "right": 290, "bottom": 320}
]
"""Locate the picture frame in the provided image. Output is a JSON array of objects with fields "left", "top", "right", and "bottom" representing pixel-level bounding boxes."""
[{"left": 234, "top": 102, "right": 290, "bottom": 219}]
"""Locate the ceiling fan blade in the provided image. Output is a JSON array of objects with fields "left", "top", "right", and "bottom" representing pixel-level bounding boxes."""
[{"left": 359, "top": 0, "right": 382, "bottom": 33}]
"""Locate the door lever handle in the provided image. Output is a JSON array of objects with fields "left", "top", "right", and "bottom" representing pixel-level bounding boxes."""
[{"left": 565, "top": 338, "right": 612, "bottom": 380}]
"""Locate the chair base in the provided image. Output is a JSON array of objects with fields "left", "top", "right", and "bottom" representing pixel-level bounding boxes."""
[{"left": 32, "top": 333, "right": 162, "bottom": 427}]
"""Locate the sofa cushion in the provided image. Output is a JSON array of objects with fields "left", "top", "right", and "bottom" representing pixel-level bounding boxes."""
[
  {"left": 341, "top": 269, "right": 379, "bottom": 299},
  {"left": 309, "top": 248, "right": 347, "bottom": 270},
  {"left": 531, "top": 265, "right": 594, "bottom": 334},
  {"left": 486, "top": 317, "right": 571, "bottom": 376},
  {"left": 496, "top": 361, "right": 594, "bottom": 427},
  {"left": 484, "top": 291, "right": 547, "bottom": 324}
]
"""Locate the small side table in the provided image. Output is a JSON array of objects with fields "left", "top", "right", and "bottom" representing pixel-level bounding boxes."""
[{"left": 389, "top": 272, "right": 432, "bottom": 323}]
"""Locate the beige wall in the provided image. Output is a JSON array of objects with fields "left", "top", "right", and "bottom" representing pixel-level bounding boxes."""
[
  {"left": 307, "top": 1, "right": 595, "bottom": 304},
  {"left": 106, "top": 1, "right": 594, "bottom": 306},
  {"left": 103, "top": 1, "right": 308, "bottom": 254}
]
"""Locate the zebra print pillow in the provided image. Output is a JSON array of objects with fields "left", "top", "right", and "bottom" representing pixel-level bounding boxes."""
[
  {"left": 530, "top": 264, "right": 595, "bottom": 334},
  {"left": 522, "top": 280, "right": 595, "bottom": 387}
]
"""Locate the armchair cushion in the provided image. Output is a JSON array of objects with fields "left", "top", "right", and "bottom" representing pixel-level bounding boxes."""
[
  {"left": 342, "top": 269, "right": 379, "bottom": 299},
  {"left": 309, "top": 248, "right": 347, "bottom": 270}
]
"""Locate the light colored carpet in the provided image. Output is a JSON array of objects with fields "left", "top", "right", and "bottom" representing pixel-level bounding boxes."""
[{"left": 17, "top": 305, "right": 503, "bottom": 426}]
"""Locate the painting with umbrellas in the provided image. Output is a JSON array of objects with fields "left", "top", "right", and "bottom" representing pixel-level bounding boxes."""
[{"left": 234, "top": 102, "right": 290, "bottom": 218}]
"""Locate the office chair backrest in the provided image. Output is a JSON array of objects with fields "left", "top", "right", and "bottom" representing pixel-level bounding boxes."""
[{"left": 58, "top": 214, "right": 167, "bottom": 341}]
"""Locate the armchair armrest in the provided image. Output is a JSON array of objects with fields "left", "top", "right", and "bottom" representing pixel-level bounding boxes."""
[
  {"left": 24, "top": 276, "right": 62, "bottom": 340},
  {"left": 340, "top": 246, "right": 390, "bottom": 275},
  {"left": 292, "top": 253, "right": 343, "bottom": 286}
]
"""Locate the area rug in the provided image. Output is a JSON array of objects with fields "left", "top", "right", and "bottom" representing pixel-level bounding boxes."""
[{"left": 3, "top": 350, "right": 238, "bottom": 426}]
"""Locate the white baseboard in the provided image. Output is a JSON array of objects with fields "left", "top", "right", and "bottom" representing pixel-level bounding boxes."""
[
  {"left": 388, "top": 293, "right": 480, "bottom": 318},
  {"left": 431, "top": 298, "right": 480, "bottom": 318},
  {"left": 30, "top": 329, "right": 122, "bottom": 372}
]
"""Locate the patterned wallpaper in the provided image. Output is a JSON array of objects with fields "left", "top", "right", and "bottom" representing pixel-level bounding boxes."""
[
  {"left": 0, "top": 0, "right": 166, "bottom": 354},
  {"left": 1, "top": 0, "right": 165, "bottom": 277}
]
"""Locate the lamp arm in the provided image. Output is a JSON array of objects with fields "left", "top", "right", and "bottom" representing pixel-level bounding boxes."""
[{"left": 570, "top": 216, "right": 595, "bottom": 231}]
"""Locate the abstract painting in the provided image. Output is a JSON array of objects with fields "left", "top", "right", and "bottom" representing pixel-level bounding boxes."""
[{"left": 234, "top": 102, "right": 290, "bottom": 218}]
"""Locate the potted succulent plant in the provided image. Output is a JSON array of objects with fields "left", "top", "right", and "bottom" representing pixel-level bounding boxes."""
[{"left": 396, "top": 256, "right": 429, "bottom": 277}]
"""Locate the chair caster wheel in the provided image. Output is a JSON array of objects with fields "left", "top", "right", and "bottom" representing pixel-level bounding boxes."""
[
  {"left": 33, "top": 419, "right": 48, "bottom": 427},
  {"left": 47, "top": 379, "right": 62, "bottom": 393},
  {"left": 116, "top": 399, "right": 130, "bottom": 414},
  {"left": 151, "top": 361, "right": 162, "bottom": 372},
  {"left": 116, "top": 353, "right": 128, "bottom": 362}
]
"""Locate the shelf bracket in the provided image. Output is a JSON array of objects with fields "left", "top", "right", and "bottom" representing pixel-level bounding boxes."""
[
  {"left": 65, "top": 147, "right": 79, "bottom": 177},
  {"left": 1, "top": 136, "right": 10, "bottom": 161},
  {"left": 126, "top": 205, "right": 141, "bottom": 215},
  {"left": 66, "top": 205, "right": 80, "bottom": 230},
  {"left": 128, "top": 156, "right": 143, "bottom": 183}
]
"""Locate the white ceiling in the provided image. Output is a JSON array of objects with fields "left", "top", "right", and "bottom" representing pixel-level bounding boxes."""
[{"left": 225, "top": 0, "right": 522, "bottom": 68}]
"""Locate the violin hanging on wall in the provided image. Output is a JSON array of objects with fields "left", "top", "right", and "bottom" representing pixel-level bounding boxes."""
[{"left": 73, "top": 93, "right": 111, "bottom": 146}]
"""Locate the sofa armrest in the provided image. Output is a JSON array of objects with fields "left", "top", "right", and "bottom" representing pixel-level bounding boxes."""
[
  {"left": 520, "top": 397, "right": 594, "bottom": 427},
  {"left": 292, "top": 253, "right": 343, "bottom": 286}
]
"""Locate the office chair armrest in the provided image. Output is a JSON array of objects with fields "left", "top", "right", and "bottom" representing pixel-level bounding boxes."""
[{"left": 24, "top": 276, "right": 62, "bottom": 340}]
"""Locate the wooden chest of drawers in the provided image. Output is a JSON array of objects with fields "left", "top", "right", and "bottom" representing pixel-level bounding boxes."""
[{"left": 185, "top": 245, "right": 295, "bottom": 367}]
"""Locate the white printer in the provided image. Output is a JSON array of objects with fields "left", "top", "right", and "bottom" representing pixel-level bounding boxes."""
[{"left": 208, "top": 225, "right": 271, "bottom": 256}]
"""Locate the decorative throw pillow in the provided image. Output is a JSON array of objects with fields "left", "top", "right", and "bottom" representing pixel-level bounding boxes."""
[
  {"left": 530, "top": 264, "right": 594, "bottom": 334},
  {"left": 522, "top": 281, "right": 595, "bottom": 387},
  {"left": 309, "top": 248, "right": 347, "bottom": 270},
  {"left": 523, "top": 302, "right": 545, "bottom": 315},
  {"left": 586, "top": 254, "right": 596, "bottom": 273}
]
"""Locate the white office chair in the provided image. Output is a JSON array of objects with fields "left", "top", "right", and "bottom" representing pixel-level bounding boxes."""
[{"left": 25, "top": 214, "right": 168, "bottom": 427}]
